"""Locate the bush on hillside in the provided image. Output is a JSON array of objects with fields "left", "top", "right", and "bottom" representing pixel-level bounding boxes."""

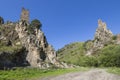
[
  {"left": 74, "top": 56, "right": 93, "bottom": 67},
  {"left": 30, "top": 19, "right": 42, "bottom": 29},
  {"left": 83, "top": 40, "right": 93, "bottom": 50},
  {"left": 0, "top": 16, "right": 4, "bottom": 24},
  {"left": 98, "top": 45, "right": 120, "bottom": 67},
  {"left": 81, "top": 45, "right": 120, "bottom": 67},
  {"left": 58, "top": 42, "right": 120, "bottom": 67},
  {"left": 27, "top": 19, "right": 42, "bottom": 34}
]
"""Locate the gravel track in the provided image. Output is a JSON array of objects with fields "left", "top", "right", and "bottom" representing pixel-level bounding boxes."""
[{"left": 40, "top": 69, "right": 120, "bottom": 80}]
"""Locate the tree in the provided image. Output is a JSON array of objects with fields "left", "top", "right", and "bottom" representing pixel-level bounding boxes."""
[
  {"left": 30, "top": 19, "right": 42, "bottom": 29},
  {"left": 27, "top": 19, "right": 42, "bottom": 34},
  {"left": 0, "top": 16, "right": 4, "bottom": 25}
]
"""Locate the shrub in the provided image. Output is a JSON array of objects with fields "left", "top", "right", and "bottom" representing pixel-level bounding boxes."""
[
  {"left": 27, "top": 19, "right": 42, "bottom": 34},
  {"left": 0, "top": 45, "right": 23, "bottom": 53},
  {"left": 0, "top": 16, "right": 4, "bottom": 24},
  {"left": 58, "top": 42, "right": 120, "bottom": 67},
  {"left": 77, "top": 56, "right": 98, "bottom": 67},
  {"left": 81, "top": 44, "right": 120, "bottom": 67},
  {"left": 30, "top": 19, "right": 42, "bottom": 29},
  {"left": 98, "top": 45, "right": 120, "bottom": 67},
  {"left": 83, "top": 40, "right": 93, "bottom": 50},
  {"left": 27, "top": 25, "right": 35, "bottom": 34},
  {"left": 112, "top": 35, "right": 117, "bottom": 40}
]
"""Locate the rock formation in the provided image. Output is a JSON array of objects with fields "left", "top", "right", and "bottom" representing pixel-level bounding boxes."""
[
  {"left": 86, "top": 19, "right": 113, "bottom": 55},
  {"left": 20, "top": 8, "right": 29, "bottom": 23},
  {"left": 57, "top": 19, "right": 120, "bottom": 67},
  {"left": 94, "top": 19, "right": 113, "bottom": 48},
  {"left": 0, "top": 8, "right": 64, "bottom": 69}
]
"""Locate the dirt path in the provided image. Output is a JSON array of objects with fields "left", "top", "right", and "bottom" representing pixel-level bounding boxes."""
[{"left": 40, "top": 69, "right": 120, "bottom": 80}]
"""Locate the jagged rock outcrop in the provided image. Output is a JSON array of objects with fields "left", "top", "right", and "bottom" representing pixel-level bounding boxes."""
[
  {"left": 0, "top": 8, "right": 65, "bottom": 69},
  {"left": 94, "top": 20, "right": 113, "bottom": 47},
  {"left": 57, "top": 19, "right": 120, "bottom": 67},
  {"left": 0, "top": 22, "right": 27, "bottom": 68},
  {"left": 86, "top": 19, "right": 113, "bottom": 55},
  {"left": 15, "top": 20, "right": 62, "bottom": 68}
]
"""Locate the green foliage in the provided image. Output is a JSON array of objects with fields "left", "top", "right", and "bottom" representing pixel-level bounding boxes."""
[
  {"left": 57, "top": 42, "right": 86, "bottom": 65},
  {"left": 57, "top": 42, "right": 98, "bottom": 67},
  {"left": 57, "top": 42, "right": 120, "bottom": 67},
  {"left": 83, "top": 40, "right": 94, "bottom": 50},
  {"left": 27, "top": 19, "right": 42, "bottom": 34},
  {"left": 78, "top": 56, "right": 98, "bottom": 67},
  {"left": 27, "top": 25, "right": 35, "bottom": 34},
  {"left": 0, "top": 67, "right": 89, "bottom": 80},
  {"left": 112, "top": 35, "right": 117, "bottom": 40},
  {"left": 30, "top": 19, "right": 42, "bottom": 29},
  {"left": 0, "top": 45, "right": 23, "bottom": 53},
  {"left": 107, "top": 67, "right": 120, "bottom": 75},
  {"left": 98, "top": 44, "right": 120, "bottom": 67},
  {"left": 0, "top": 16, "right": 4, "bottom": 24}
]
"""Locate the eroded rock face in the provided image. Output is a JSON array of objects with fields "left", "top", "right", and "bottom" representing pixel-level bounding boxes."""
[
  {"left": 0, "top": 8, "right": 65, "bottom": 69},
  {"left": 86, "top": 19, "right": 113, "bottom": 55},
  {"left": 15, "top": 21, "right": 61, "bottom": 68},
  {"left": 94, "top": 19, "right": 113, "bottom": 48},
  {"left": 0, "top": 21, "right": 61, "bottom": 69}
]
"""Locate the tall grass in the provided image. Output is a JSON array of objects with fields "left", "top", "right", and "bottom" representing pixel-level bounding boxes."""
[
  {"left": 0, "top": 67, "right": 89, "bottom": 80},
  {"left": 107, "top": 67, "right": 120, "bottom": 75}
]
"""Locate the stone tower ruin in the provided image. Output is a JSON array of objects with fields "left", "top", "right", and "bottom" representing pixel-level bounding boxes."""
[{"left": 20, "top": 8, "right": 29, "bottom": 22}]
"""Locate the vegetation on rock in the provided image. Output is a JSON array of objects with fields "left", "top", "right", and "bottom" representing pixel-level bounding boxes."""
[
  {"left": 0, "top": 8, "right": 61, "bottom": 69},
  {"left": 57, "top": 19, "right": 120, "bottom": 68},
  {"left": 27, "top": 19, "right": 42, "bottom": 34},
  {"left": 31, "top": 19, "right": 42, "bottom": 29},
  {"left": 57, "top": 42, "right": 120, "bottom": 67}
]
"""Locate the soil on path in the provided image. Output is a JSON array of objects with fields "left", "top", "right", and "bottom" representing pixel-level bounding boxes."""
[{"left": 40, "top": 69, "right": 120, "bottom": 80}]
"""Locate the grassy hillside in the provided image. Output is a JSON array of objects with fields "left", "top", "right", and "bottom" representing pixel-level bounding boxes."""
[
  {"left": 57, "top": 42, "right": 86, "bottom": 65},
  {"left": 57, "top": 42, "right": 120, "bottom": 67}
]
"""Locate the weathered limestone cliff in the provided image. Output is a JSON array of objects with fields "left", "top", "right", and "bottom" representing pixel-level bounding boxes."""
[
  {"left": 94, "top": 19, "right": 113, "bottom": 48},
  {"left": 15, "top": 21, "right": 60, "bottom": 68},
  {"left": 86, "top": 19, "right": 113, "bottom": 55},
  {"left": 0, "top": 8, "right": 64, "bottom": 69}
]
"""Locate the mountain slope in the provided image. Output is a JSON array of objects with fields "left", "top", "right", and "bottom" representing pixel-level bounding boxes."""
[
  {"left": 57, "top": 20, "right": 120, "bottom": 67},
  {"left": 57, "top": 42, "right": 85, "bottom": 65}
]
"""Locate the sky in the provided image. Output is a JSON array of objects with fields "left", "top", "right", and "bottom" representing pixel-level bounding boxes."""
[{"left": 0, "top": 0, "right": 120, "bottom": 50}]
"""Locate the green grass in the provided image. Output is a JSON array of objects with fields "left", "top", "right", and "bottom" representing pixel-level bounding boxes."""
[
  {"left": 107, "top": 67, "right": 120, "bottom": 75},
  {"left": 57, "top": 42, "right": 120, "bottom": 67},
  {"left": 57, "top": 42, "right": 86, "bottom": 65},
  {"left": 0, "top": 45, "right": 23, "bottom": 53},
  {"left": 0, "top": 67, "right": 89, "bottom": 80}
]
